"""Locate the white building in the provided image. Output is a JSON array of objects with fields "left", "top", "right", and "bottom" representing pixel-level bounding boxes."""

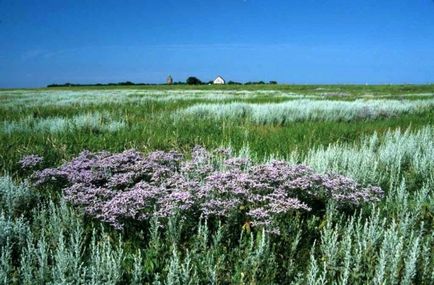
[{"left": 213, "top": 76, "right": 225, "bottom": 85}]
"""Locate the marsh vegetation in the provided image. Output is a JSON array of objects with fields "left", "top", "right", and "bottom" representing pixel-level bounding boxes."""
[{"left": 0, "top": 86, "right": 433, "bottom": 284}]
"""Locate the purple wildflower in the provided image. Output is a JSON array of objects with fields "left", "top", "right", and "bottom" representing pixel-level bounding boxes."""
[
  {"left": 19, "top": 154, "right": 43, "bottom": 169},
  {"left": 29, "top": 146, "right": 383, "bottom": 232}
]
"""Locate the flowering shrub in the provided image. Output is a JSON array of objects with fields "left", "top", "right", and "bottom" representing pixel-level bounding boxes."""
[
  {"left": 31, "top": 146, "right": 383, "bottom": 231},
  {"left": 19, "top": 154, "right": 43, "bottom": 169}
]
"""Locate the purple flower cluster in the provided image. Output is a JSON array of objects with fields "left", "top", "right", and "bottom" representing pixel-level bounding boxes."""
[
  {"left": 31, "top": 147, "right": 383, "bottom": 231},
  {"left": 19, "top": 154, "right": 43, "bottom": 169}
]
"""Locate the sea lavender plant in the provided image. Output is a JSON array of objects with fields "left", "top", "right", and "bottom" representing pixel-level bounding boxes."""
[
  {"left": 19, "top": 154, "right": 43, "bottom": 169},
  {"left": 30, "top": 147, "right": 383, "bottom": 232}
]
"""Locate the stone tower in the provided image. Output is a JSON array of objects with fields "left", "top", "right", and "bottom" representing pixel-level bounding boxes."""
[{"left": 166, "top": 75, "right": 173, "bottom": 85}]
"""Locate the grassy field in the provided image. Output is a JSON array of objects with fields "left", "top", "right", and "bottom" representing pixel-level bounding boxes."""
[{"left": 1, "top": 85, "right": 433, "bottom": 284}]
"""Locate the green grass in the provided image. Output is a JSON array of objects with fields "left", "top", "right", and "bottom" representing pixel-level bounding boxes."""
[
  {"left": 1, "top": 88, "right": 433, "bottom": 174},
  {"left": 39, "top": 83, "right": 434, "bottom": 94}
]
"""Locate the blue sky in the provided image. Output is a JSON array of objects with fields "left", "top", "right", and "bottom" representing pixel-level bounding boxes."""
[{"left": 1, "top": 0, "right": 434, "bottom": 87}]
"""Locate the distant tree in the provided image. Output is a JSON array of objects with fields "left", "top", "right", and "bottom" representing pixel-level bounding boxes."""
[
  {"left": 269, "top": 81, "right": 278, "bottom": 85},
  {"left": 47, "top": 81, "right": 160, "bottom": 87},
  {"left": 186, "top": 77, "right": 202, "bottom": 85},
  {"left": 244, "top": 81, "right": 266, "bottom": 85},
  {"left": 118, "top": 81, "right": 134, "bottom": 86},
  {"left": 228, "top": 81, "right": 242, "bottom": 85}
]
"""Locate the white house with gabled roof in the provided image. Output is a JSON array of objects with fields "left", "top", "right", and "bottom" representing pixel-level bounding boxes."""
[{"left": 213, "top": 76, "right": 225, "bottom": 85}]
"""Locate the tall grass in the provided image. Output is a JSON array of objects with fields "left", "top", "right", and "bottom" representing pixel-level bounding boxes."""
[{"left": 1, "top": 90, "right": 434, "bottom": 171}]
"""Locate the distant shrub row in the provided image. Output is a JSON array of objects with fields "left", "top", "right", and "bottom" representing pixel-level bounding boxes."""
[{"left": 47, "top": 78, "right": 278, "bottom": 87}]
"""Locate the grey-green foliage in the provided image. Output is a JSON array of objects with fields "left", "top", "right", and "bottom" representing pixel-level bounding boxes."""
[
  {"left": 2, "top": 112, "right": 126, "bottom": 134},
  {"left": 157, "top": 219, "right": 225, "bottom": 285},
  {"left": 298, "top": 126, "right": 434, "bottom": 184},
  {"left": 0, "top": 213, "right": 30, "bottom": 250},
  {"left": 165, "top": 247, "right": 195, "bottom": 285},
  {"left": 0, "top": 241, "right": 13, "bottom": 285},
  {"left": 88, "top": 229, "right": 124, "bottom": 285},
  {"left": 0, "top": 89, "right": 311, "bottom": 110},
  {"left": 189, "top": 220, "right": 225, "bottom": 284},
  {"left": 178, "top": 98, "right": 434, "bottom": 123},
  {"left": 299, "top": 206, "right": 433, "bottom": 285},
  {"left": 128, "top": 217, "right": 278, "bottom": 285},
  {"left": 51, "top": 225, "right": 86, "bottom": 284},
  {"left": 284, "top": 127, "right": 433, "bottom": 284},
  {"left": 131, "top": 250, "right": 144, "bottom": 285},
  {"left": 0, "top": 176, "right": 36, "bottom": 216},
  {"left": 0, "top": 187, "right": 432, "bottom": 284},
  {"left": 0, "top": 181, "right": 125, "bottom": 285},
  {"left": 232, "top": 229, "right": 277, "bottom": 285}
]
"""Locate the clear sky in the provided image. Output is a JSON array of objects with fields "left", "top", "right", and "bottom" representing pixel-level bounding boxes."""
[{"left": 1, "top": 0, "right": 434, "bottom": 87}]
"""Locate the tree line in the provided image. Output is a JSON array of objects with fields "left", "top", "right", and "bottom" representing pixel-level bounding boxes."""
[{"left": 47, "top": 78, "right": 278, "bottom": 87}]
